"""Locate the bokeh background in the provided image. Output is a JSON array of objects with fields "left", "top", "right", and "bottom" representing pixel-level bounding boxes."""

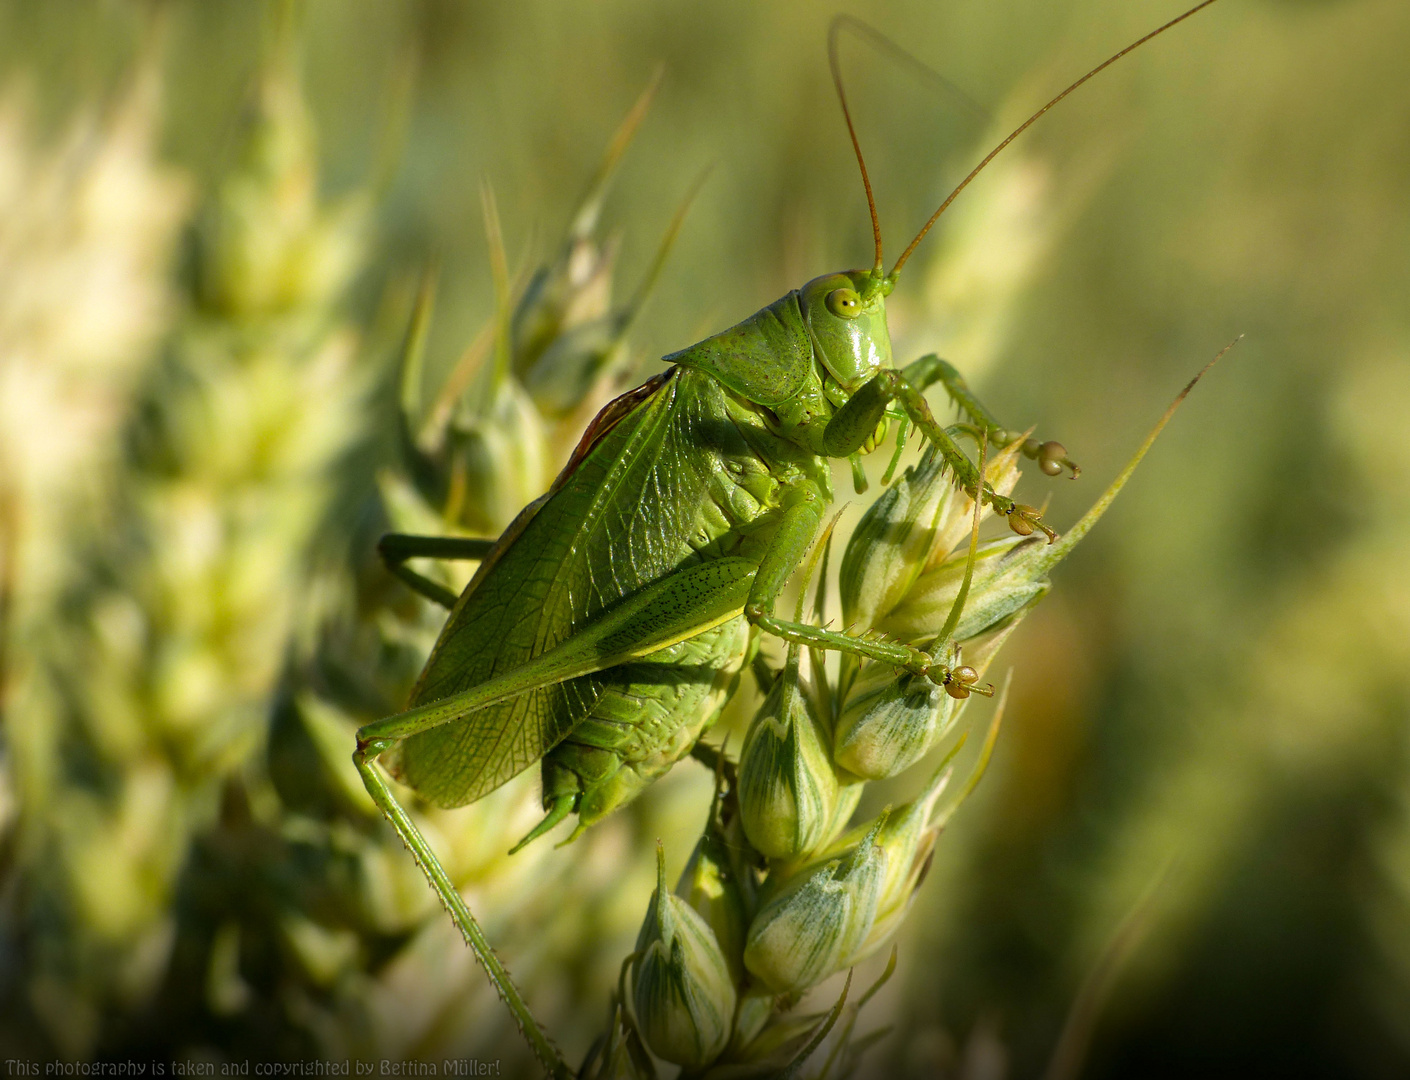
[{"left": 2, "top": 0, "right": 1408, "bottom": 1076}]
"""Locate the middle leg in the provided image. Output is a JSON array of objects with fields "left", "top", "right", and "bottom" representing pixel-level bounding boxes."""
[
  {"left": 378, "top": 532, "right": 497, "bottom": 608},
  {"left": 741, "top": 485, "right": 984, "bottom": 695}
]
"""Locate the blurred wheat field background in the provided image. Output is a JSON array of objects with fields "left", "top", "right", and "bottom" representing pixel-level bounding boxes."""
[{"left": 1, "top": 0, "right": 1408, "bottom": 1076}]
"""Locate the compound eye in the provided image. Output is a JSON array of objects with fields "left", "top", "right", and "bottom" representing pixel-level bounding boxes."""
[{"left": 826, "top": 287, "right": 862, "bottom": 319}]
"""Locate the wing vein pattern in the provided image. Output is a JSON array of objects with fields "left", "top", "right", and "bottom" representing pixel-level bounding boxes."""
[{"left": 391, "top": 367, "right": 790, "bottom": 807}]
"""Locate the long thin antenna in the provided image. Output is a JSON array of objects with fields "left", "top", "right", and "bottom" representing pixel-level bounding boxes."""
[
  {"left": 832, "top": 16, "right": 990, "bottom": 125},
  {"left": 829, "top": 17, "right": 884, "bottom": 275},
  {"left": 889, "top": 0, "right": 1222, "bottom": 278}
]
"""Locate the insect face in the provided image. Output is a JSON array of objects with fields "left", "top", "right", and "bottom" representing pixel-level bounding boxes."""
[{"left": 799, "top": 268, "right": 894, "bottom": 390}]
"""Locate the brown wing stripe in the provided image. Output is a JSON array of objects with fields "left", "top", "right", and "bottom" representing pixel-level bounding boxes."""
[
  {"left": 549, "top": 369, "right": 673, "bottom": 495},
  {"left": 419, "top": 370, "right": 674, "bottom": 659}
]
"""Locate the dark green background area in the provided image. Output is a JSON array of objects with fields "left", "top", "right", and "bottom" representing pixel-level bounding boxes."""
[{"left": 3, "top": 1, "right": 1408, "bottom": 1076}]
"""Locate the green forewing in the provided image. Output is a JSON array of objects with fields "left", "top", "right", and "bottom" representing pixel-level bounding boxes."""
[{"left": 391, "top": 367, "right": 798, "bottom": 807}]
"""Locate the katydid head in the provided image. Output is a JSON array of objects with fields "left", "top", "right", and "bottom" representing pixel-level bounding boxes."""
[
  {"left": 799, "top": 268, "right": 893, "bottom": 390},
  {"left": 813, "top": 22, "right": 900, "bottom": 395},
  {"left": 669, "top": 3, "right": 1221, "bottom": 448}
]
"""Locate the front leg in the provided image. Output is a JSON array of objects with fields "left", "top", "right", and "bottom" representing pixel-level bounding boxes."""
[
  {"left": 824, "top": 368, "right": 1057, "bottom": 542},
  {"left": 905, "top": 354, "right": 1080, "bottom": 478}
]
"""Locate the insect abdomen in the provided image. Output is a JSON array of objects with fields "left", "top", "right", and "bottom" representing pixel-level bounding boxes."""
[
  {"left": 392, "top": 368, "right": 805, "bottom": 812},
  {"left": 532, "top": 374, "right": 808, "bottom": 827},
  {"left": 539, "top": 615, "right": 750, "bottom": 826}
]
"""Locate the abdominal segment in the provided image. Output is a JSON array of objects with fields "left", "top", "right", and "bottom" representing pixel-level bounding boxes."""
[{"left": 540, "top": 614, "right": 749, "bottom": 827}]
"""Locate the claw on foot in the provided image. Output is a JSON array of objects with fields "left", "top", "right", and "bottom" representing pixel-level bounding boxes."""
[
  {"left": 1021, "top": 437, "right": 1081, "bottom": 479},
  {"left": 935, "top": 663, "right": 994, "bottom": 699},
  {"left": 970, "top": 484, "right": 1060, "bottom": 544},
  {"left": 1006, "top": 502, "right": 1058, "bottom": 544}
]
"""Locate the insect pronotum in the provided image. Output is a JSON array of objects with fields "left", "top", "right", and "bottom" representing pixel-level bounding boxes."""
[{"left": 353, "top": 2, "right": 1224, "bottom": 1072}]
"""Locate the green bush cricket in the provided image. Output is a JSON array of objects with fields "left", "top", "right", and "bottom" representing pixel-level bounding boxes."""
[{"left": 353, "top": 3, "right": 1223, "bottom": 1073}]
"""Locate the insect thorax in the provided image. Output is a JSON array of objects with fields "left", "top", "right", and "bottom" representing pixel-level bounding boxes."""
[{"left": 667, "top": 270, "right": 894, "bottom": 459}]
